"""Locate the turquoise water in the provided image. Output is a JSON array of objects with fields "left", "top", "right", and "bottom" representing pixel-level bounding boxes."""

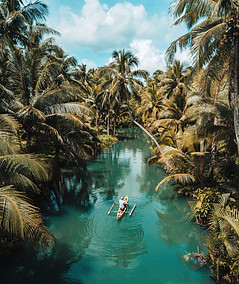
[{"left": 1, "top": 129, "right": 214, "bottom": 284}]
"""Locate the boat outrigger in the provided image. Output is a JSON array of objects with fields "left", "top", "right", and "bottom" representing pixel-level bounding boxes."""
[{"left": 108, "top": 196, "right": 136, "bottom": 220}]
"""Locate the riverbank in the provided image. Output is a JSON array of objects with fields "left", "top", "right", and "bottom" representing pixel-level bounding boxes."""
[
  {"left": 160, "top": 172, "right": 239, "bottom": 283},
  {"left": 97, "top": 133, "right": 118, "bottom": 149}
]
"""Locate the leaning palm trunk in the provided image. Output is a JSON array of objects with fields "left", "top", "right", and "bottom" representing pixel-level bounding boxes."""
[{"left": 126, "top": 102, "right": 163, "bottom": 156}]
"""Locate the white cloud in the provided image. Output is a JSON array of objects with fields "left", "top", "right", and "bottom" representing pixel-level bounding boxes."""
[
  {"left": 175, "top": 49, "right": 192, "bottom": 66},
  {"left": 50, "top": 0, "right": 187, "bottom": 54},
  {"left": 129, "top": 40, "right": 192, "bottom": 74},
  {"left": 129, "top": 39, "right": 166, "bottom": 73},
  {"left": 106, "top": 39, "right": 192, "bottom": 75},
  {"left": 81, "top": 58, "right": 98, "bottom": 69}
]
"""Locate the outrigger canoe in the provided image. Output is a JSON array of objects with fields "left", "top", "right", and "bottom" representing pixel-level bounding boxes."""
[{"left": 108, "top": 196, "right": 136, "bottom": 220}]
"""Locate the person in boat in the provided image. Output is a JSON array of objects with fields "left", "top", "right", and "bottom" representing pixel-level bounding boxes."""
[
  {"left": 124, "top": 195, "right": 128, "bottom": 202},
  {"left": 119, "top": 196, "right": 128, "bottom": 211}
]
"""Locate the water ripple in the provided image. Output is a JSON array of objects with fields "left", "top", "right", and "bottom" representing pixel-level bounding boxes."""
[{"left": 86, "top": 203, "right": 146, "bottom": 263}]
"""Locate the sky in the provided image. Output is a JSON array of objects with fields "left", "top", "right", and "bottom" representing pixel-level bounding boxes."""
[{"left": 44, "top": 0, "right": 189, "bottom": 73}]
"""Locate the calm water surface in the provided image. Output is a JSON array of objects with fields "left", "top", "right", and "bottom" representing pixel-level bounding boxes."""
[{"left": 2, "top": 129, "right": 214, "bottom": 284}]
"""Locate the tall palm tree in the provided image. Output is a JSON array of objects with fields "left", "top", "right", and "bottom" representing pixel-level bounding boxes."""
[
  {"left": 136, "top": 82, "right": 164, "bottom": 126},
  {"left": 160, "top": 60, "right": 190, "bottom": 102},
  {"left": 99, "top": 50, "right": 166, "bottom": 154},
  {"left": 167, "top": 0, "right": 239, "bottom": 153},
  {"left": 0, "top": 0, "right": 49, "bottom": 49},
  {"left": 4, "top": 34, "right": 94, "bottom": 160}
]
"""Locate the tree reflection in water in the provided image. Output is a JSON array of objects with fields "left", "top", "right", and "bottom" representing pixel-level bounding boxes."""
[{"left": 0, "top": 242, "right": 83, "bottom": 284}]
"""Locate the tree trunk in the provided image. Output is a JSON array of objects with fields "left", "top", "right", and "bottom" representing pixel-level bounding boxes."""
[
  {"left": 52, "top": 147, "right": 61, "bottom": 208},
  {"left": 126, "top": 105, "right": 172, "bottom": 170},
  {"left": 95, "top": 109, "right": 99, "bottom": 130},
  {"left": 126, "top": 103, "right": 163, "bottom": 155},
  {"left": 26, "top": 133, "right": 32, "bottom": 152},
  {"left": 233, "top": 33, "right": 239, "bottom": 154},
  {"left": 113, "top": 119, "right": 116, "bottom": 136},
  {"left": 107, "top": 114, "right": 110, "bottom": 135}
]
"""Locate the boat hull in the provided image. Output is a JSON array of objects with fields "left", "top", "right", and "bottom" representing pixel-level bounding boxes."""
[{"left": 116, "top": 206, "right": 127, "bottom": 220}]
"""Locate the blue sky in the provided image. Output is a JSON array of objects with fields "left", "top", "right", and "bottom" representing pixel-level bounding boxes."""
[{"left": 44, "top": 0, "right": 189, "bottom": 73}]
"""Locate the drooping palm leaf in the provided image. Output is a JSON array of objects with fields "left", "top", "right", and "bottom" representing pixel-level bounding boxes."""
[
  {"left": 155, "top": 173, "right": 196, "bottom": 191},
  {"left": 0, "top": 185, "right": 55, "bottom": 247}
]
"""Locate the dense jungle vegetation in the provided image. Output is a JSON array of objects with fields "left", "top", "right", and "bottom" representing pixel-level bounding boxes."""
[{"left": 0, "top": 0, "right": 238, "bottom": 282}]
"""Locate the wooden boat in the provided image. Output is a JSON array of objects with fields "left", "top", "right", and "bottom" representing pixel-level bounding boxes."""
[
  {"left": 108, "top": 196, "right": 136, "bottom": 219},
  {"left": 116, "top": 205, "right": 127, "bottom": 220},
  {"left": 117, "top": 196, "right": 128, "bottom": 220}
]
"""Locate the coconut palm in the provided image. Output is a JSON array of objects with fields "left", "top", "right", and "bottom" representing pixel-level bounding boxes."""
[
  {"left": 167, "top": 0, "right": 239, "bottom": 153},
  {"left": 0, "top": 185, "right": 55, "bottom": 247},
  {"left": 4, "top": 33, "right": 94, "bottom": 160},
  {"left": 151, "top": 125, "right": 215, "bottom": 192},
  {"left": 101, "top": 50, "right": 148, "bottom": 102},
  {"left": 72, "top": 64, "right": 97, "bottom": 91},
  {"left": 0, "top": 0, "right": 51, "bottom": 50},
  {"left": 151, "top": 97, "right": 189, "bottom": 134},
  {"left": 99, "top": 50, "right": 166, "bottom": 154},
  {"left": 160, "top": 60, "right": 190, "bottom": 101},
  {"left": 0, "top": 114, "right": 55, "bottom": 246},
  {"left": 206, "top": 193, "right": 239, "bottom": 282},
  {"left": 136, "top": 83, "right": 164, "bottom": 126}
]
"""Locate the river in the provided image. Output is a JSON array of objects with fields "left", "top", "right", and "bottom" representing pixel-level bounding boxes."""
[{"left": 1, "top": 129, "right": 214, "bottom": 284}]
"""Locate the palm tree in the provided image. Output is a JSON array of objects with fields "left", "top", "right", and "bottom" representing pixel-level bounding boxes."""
[
  {"left": 0, "top": 114, "right": 55, "bottom": 246},
  {"left": 151, "top": 124, "right": 217, "bottom": 192},
  {"left": 160, "top": 60, "right": 190, "bottom": 102},
  {"left": 72, "top": 64, "right": 96, "bottom": 91},
  {"left": 0, "top": 27, "right": 97, "bottom": 203},
  {"left": 206, "top": 193, "right": 239, "bottom": 282},
  {"left": 167, "top": 0, "right": 239, "bottom": 153},
  {"left": 0, "top": 185, "right": 55, "bottom": 247},
  {"left": 136, "top": 82, "right": 164, "bottom": 127},
  {"left": 99, "top": 50, "right": 166, "bottom": 154},
  {"left": 4, "top": 33, "right": 94, "bottom": 159},
  {"left": 0, "top": 0, "right": 48, "bottom": 51}
]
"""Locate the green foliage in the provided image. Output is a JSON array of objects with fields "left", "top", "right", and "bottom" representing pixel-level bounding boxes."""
[
  {"left": 97, "top": 134, "right": 118, "bottom": 149},
  {"left": 188, "top": 187, "right": 221, "bottom": 224}
]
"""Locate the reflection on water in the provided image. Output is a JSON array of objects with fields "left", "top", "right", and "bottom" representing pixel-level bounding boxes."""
[{"left": 0, "top": 128, "right": 214, "bottom": 284}]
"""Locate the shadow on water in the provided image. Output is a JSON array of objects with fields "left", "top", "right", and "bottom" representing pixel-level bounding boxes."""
[{"left": 0, "top": 242, "right": 83, "bottom": 284}]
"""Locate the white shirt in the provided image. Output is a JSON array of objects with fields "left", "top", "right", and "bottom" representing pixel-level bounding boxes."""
[{"left": 119, "top": 199, "right": 127, "bottom": 209}]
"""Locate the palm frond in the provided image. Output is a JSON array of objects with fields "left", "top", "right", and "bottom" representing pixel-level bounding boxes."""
[
  {"left": 0, "top": 185, "right": 55, "bottom": 247},
  {"left": 0, "top": 154, "right": 49, "bottom": 182},
  {"left": 0, "top": 114, "right": 20, "bottom": 133},
  {"left": 7, "top": 173, "right": 41, "bottom": 194},
  {"left": 45, "top": 113, "right": 86, "bottom": 129},
  {"left": 46, "top": 102, "right": 93, "bottom": 116},
  {"left": 34, "top": 86, "right": 84, "bottom": 111},
  {"left": 155, "top": 173, "right": 196, "bottom": 191},
  {"left": 0, "top": 136, "right": 15, "bottom": 155}
]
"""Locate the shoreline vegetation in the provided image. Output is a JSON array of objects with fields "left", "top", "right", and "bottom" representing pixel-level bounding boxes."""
[{"left": 0, "top": 0, "right": 238, "bottom": 283}]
